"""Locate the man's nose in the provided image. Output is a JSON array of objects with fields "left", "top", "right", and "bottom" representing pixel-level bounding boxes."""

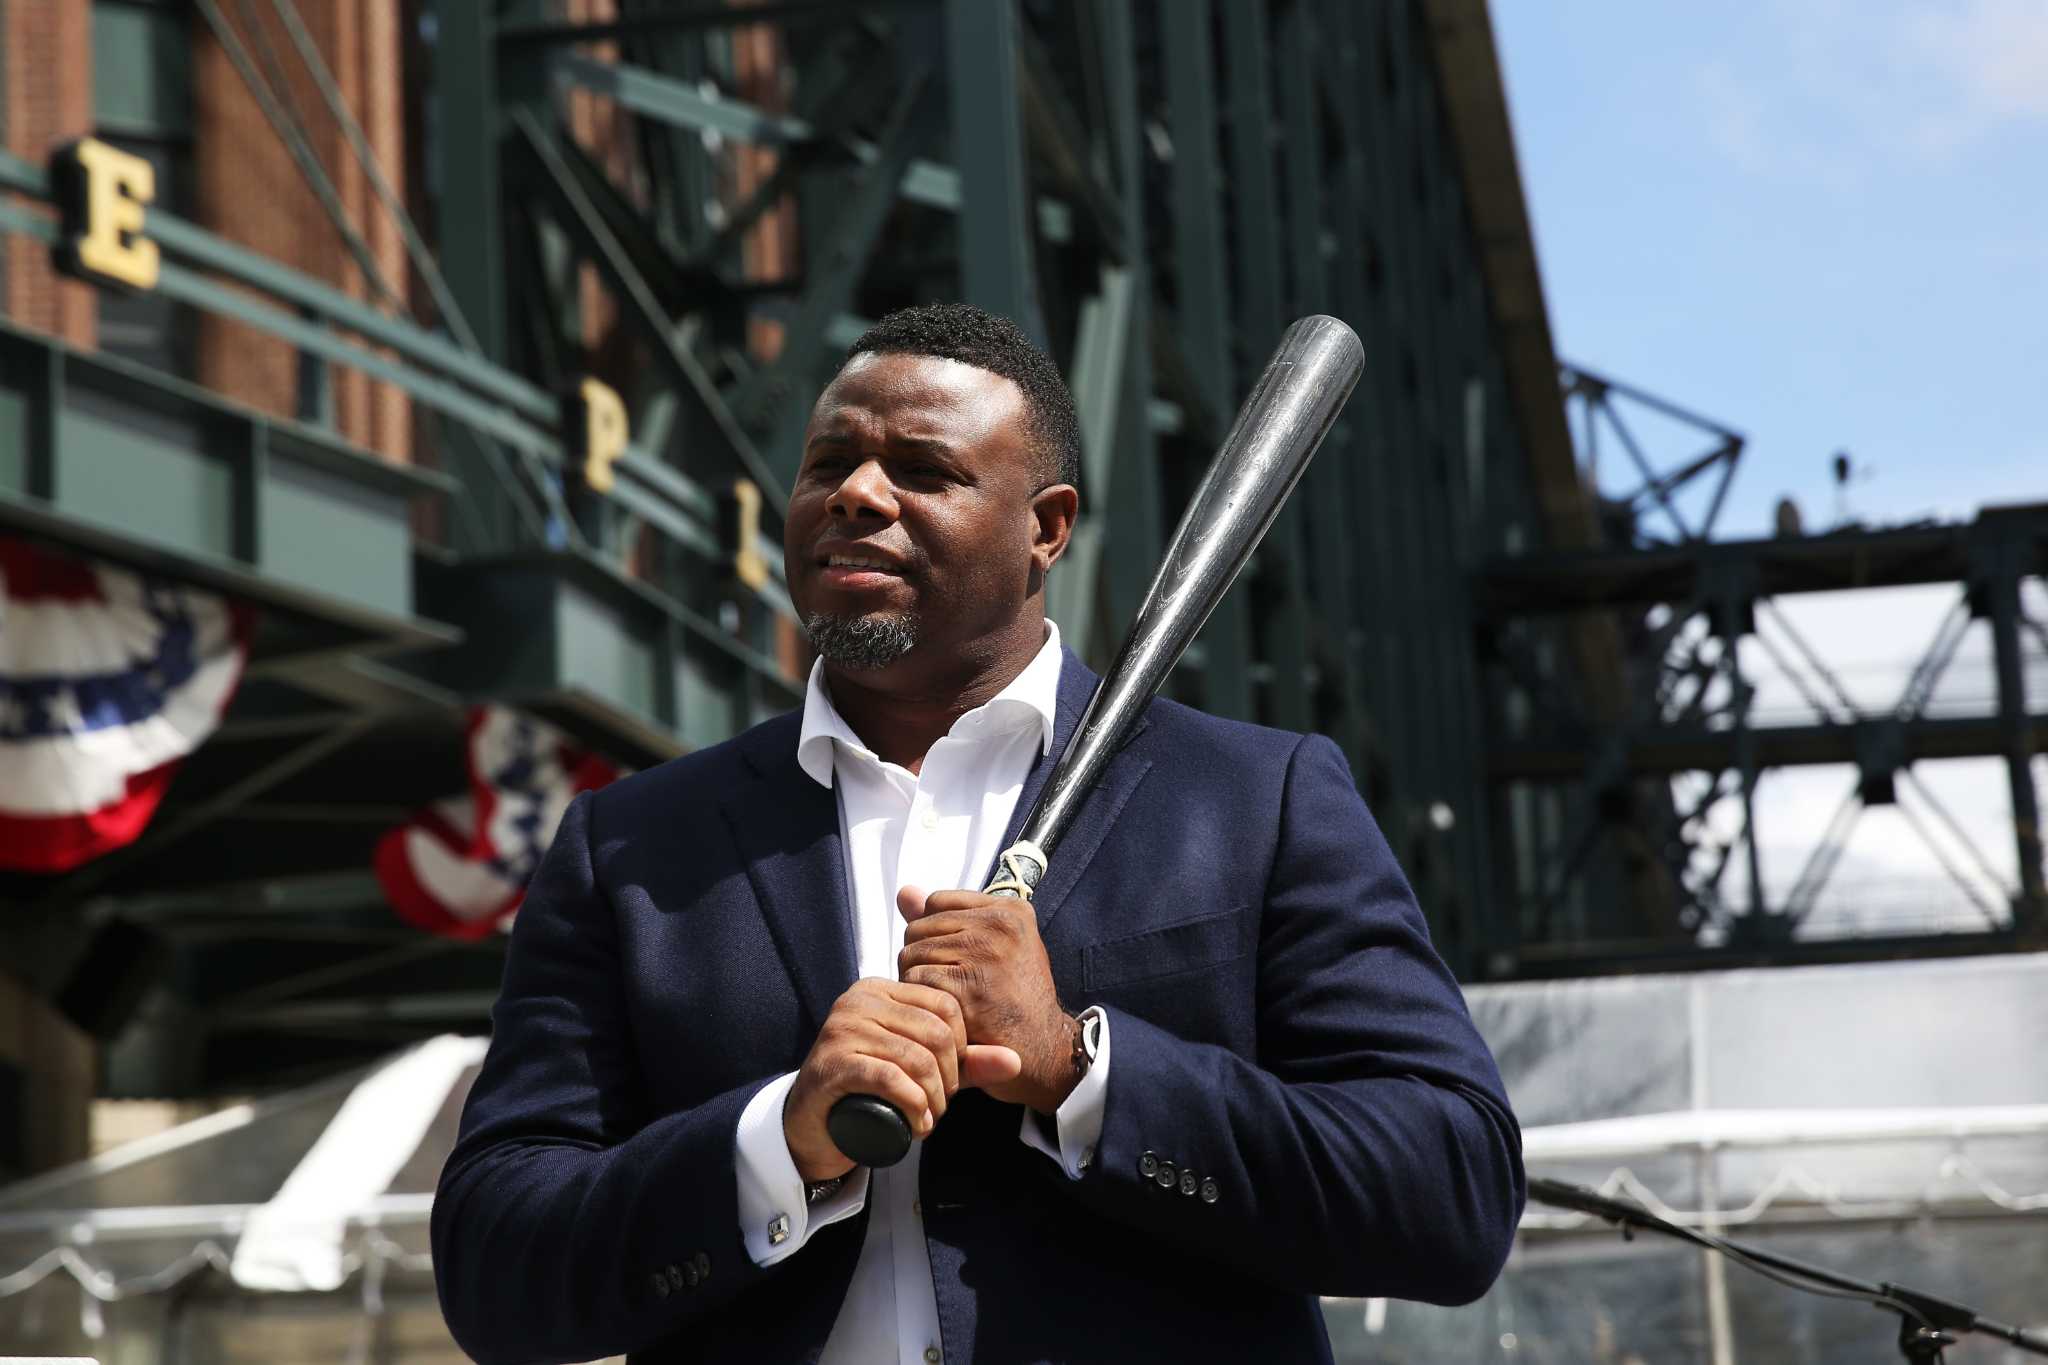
[{"left": 828, "top": 459, "right": 898, "bottom": 521}]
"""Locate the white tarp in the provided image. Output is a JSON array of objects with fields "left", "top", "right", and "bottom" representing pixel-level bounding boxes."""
[
  {"left": 1332, "top": 950, "right": 2048, "bottom": 1363},
  {"left": 228, "top": 1034, "right": 486, "bottom": 1291}
]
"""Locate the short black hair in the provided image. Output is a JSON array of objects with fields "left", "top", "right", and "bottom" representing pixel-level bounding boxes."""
[{"left": 845, "top": 302, "right": 1083, "bottom": 494}]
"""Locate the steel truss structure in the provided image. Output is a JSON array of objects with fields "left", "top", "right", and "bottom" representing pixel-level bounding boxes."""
[{"left": 1483, "top": 383, "right": 2048, "bottom": 975}]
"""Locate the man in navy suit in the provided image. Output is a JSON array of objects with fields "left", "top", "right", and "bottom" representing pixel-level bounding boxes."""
[{"left": 432, "top": 303, "right": 1524, "bottom": 1364}]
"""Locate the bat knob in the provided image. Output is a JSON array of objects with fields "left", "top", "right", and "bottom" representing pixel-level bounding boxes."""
[{"left": 827, "top": 1093, "right": 913, "bottom": 1167}]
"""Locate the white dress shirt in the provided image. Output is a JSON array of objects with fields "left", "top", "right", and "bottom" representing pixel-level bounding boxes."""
[{"left": 731, "top": 619, "right": 1110, "bottom": 1365}]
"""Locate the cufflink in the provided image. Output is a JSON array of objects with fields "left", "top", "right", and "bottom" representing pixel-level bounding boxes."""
[{"left": 768, "top": 1213, "right": 791, "bottom": 1246}]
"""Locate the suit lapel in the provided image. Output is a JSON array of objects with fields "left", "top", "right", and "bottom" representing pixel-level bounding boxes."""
[
  {"left": 720, "top": 715, "right": 858, "bottom": 1036},
  {"left": 996, "top": 648, "right": 1153, "bottom": 932}
]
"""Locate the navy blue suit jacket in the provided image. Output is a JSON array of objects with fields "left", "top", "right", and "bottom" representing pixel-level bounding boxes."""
[{"left": 432, "top": 650, "right": 1524, "bottom": 1364}]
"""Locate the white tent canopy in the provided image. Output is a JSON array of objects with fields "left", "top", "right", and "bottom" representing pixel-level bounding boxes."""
[
  {"left": 1327, "top": 951, "right": 2048, "bottom": 1363},
  {"left": 0, "top": 1034, "right": 491, "bottom": 1361}
]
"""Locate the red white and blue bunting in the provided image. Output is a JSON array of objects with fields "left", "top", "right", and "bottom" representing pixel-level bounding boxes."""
[
  {"left": 0, "top": 537, "right": 252, "bottom": 873},
  {"left": 374, "top": 706, "right": 623, "bottom": 939}
]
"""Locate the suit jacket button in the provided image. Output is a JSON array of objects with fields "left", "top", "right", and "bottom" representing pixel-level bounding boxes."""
[
  {"left": 692, "top": 1251, "right": 711, "bottom": 1281},
  {"left": 651, "top": 1272, "right": 670, "bottom": 1299},
  {"left": 667, "top": 1264, "right": 684, "bottom": 1291},
  {"left": 683, "top": 1262, "right": 700, "bottom": 1288},
  {"left": 1200, "top": 1177, "right": 1221, "bottom": 1204},
  {"left": 1138, "top": 1151, "right": 1159, "bottom": 1179},
  {"left": 1179, "top": 1170, "right": 1198, "bottom": 1196},
  {"left": 1155, "top": 1160, "right": 1177, "bottom": 1189}
]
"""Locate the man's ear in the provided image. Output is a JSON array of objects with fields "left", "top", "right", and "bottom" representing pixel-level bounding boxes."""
[{"left": 1030, "top": 484, "right": 1079, "bottom": 573}]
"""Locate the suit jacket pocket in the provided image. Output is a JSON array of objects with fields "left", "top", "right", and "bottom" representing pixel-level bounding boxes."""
[{"left": 1083, "top": 908, "right": 1253, "bottom": 991}]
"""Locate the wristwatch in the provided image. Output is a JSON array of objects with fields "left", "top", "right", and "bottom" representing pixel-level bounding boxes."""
[{"left": 1069, "top": 1007, "right": 1105, "bottom": 1084}]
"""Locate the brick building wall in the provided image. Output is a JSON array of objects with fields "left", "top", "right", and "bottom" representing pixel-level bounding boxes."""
[
  {"left": 3, "top": 0, "right": 96, "bottom": 346},
  {"left": 191, "top": 0, "right": 412, "bottom": 462}
]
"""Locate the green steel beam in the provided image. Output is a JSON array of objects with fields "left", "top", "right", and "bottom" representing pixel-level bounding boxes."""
[
  {"left": 497, "top": 1, "right": 933, "bottom": 49},
  {"left": 436, "top": 0, "right": 507, "bottom": 361},
  {"left": 1015, "top": 24, "right": 1128, "bottom": 265},
  {"left": 1159, "top": 0, "right": 1251, "bottom": 721},
  {"left": 1982, "top": 540, "right": 2047, "bottom": 920},
  {"left": 0, "top": 206, "right": 770, "bottom": 623},
  {"left": 1279, "top": 0, "right": 1365, "bottom": 761},
  {"left": 507, "top": 108, "right": 787, "bottom": 506},
  {"left": 945, "top": 0, "right": 1041, "bottom": 337},
  {"left": 0, "top": 320, "right": 458, "bottom": 642},
  {"left": 551, "top": 50, "right": 1074, "bottom": 244},
  {"left": 1401, "top": 0, "right": 1487, "bottom": 947},
  {"left": 1397, "top": 0, "right": 1476, "bottom": 941},
  {"left": 0, "top": 150, "right": 550, "bottom": 420},
  {"left": 1354, "top": 3, "right": 1426, "bottom": 807},
  {"left": 1221, "top": 0, "right": 1312, "bottom": 732},
  {"left": 1050, "top": 266, "right": 1134, "bottom": 653},
  {"left": 1491, "top": 712, "right": 2048, "bottom": 780},
  {"left": 1088, "top": 0, "right": 1163, "bottom": 650},
  {"left": 731, "top": 71, "right": 939, "bottom": 488},
  {"left": 1320, "top": 0, "right": 1395, "bottom": 760},
  {"left": 536, "top": 112, "right": 738, "bottom": 325}
]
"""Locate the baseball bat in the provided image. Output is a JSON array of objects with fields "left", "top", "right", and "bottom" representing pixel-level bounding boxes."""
[{"left": 827, "top": 315, "right": 1367, "bottom": 1168}]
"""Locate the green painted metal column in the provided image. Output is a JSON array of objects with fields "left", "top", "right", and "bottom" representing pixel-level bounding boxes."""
[
  {"left": 1984, "top": 539, "right": 2047, "bottom": 923},
  {"left": 1221, "top": 0, "right": 1313, "bottom": 733},
  {"left": 1089, "top": 0, "right": 1162, "bottom": 648},
  {"left": 1279, "top": 0, "right": 1366, "bottom": 762},
  {"left": 1161, "top": 0, "right": 1253, "bottom": 722},
  {"left": 944, "top": 0, "right": 1042, "bottom": 341},
  {"left": 435, "top": 1, "right": 505, "bottom": 363}
]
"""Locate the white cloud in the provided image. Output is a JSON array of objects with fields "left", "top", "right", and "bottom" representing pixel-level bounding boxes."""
[
  {"left": 1690, "top": 0, "right": 2048, "bottom": 175},
  {"left": 1901, "top": 0, "right": 2048, "bottom": 130}
]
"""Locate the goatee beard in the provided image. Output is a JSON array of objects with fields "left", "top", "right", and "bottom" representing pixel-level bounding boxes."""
[{"left": 803, "top": 611, "right": 920, "bottom": 670}]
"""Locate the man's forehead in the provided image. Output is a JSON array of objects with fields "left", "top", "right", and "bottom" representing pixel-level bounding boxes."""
[{"left": 815, "top": 351, "right": 1024, "bottom": 426}]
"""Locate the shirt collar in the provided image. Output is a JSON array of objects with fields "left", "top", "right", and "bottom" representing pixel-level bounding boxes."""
[{"left": 796, "top": 618, "right": 1063, "bottom": 788}]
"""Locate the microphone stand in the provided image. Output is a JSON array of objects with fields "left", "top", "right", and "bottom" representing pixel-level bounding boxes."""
[{"left": 1529, "top": 1177, "right": 2048, "bottom": 1364}]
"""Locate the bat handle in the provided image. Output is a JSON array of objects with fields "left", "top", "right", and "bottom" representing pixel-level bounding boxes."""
[{"left": 825, "top": 842, "right": 1052, "bottom": 1167}]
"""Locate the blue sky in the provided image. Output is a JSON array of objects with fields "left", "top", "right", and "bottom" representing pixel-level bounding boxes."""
[
  {"left": 1489, "top": 1, "right": 2048, "bottom": 929},
  {"left": 1492, "top": 0, "right": 2047, "bottom": 539}
]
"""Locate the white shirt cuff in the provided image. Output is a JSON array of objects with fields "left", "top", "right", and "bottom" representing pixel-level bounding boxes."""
[
  {"left": 735, "top": 1071, "right": 868, "bottom": 1267},
  {"left": 1018, "top": 1006, "right": 1109, "bottom": 1179}
]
